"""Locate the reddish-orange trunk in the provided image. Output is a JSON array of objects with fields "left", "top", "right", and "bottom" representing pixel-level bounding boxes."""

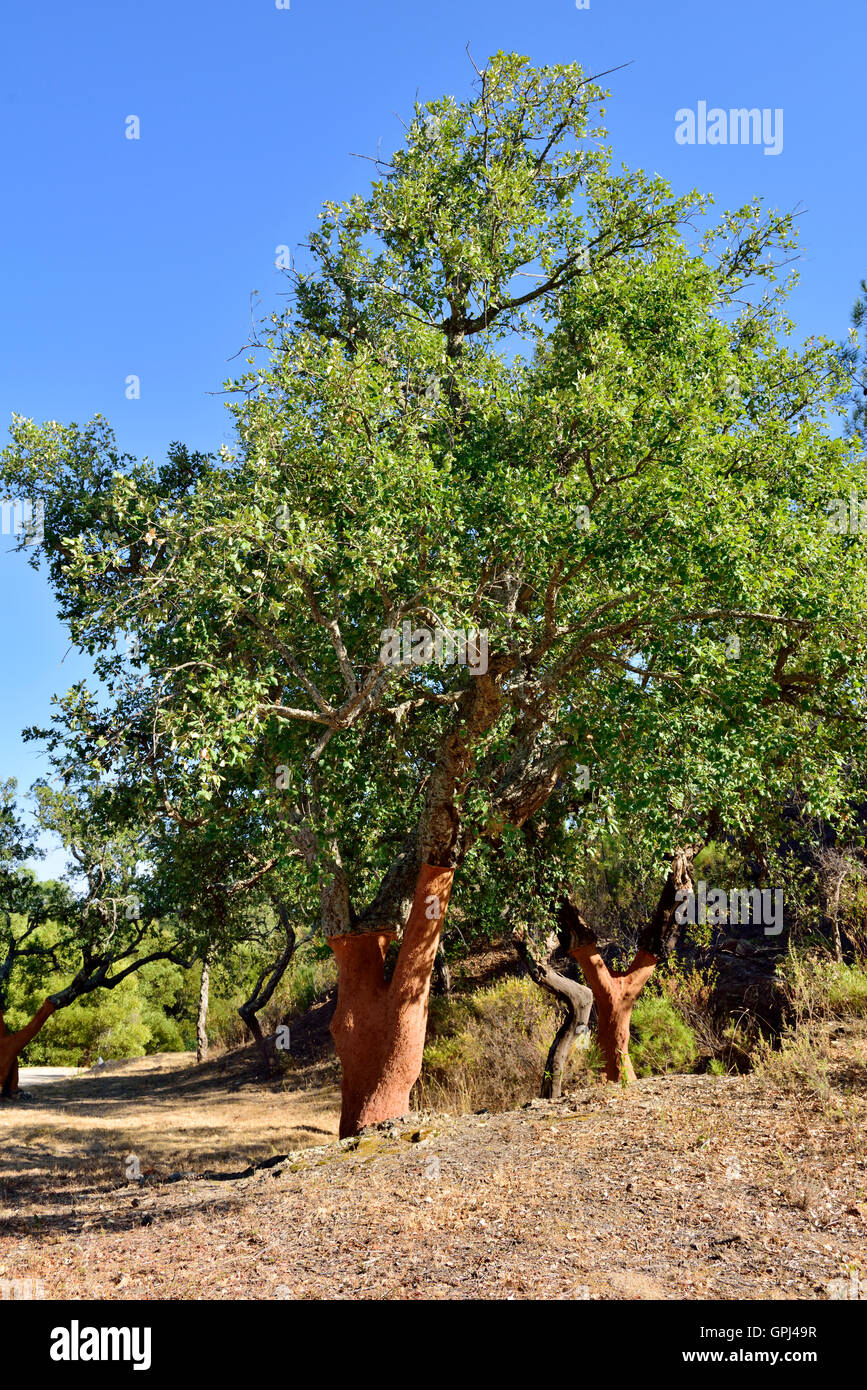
[
  {"left": 569, "top": 946, "right": 657, "bottom": 1082},
  {"left": 0, "top": 1000, "right": 56, "bottom": 1095},
  {"left": 329, "top": 864, "right": 454, "bottom": 1137}
]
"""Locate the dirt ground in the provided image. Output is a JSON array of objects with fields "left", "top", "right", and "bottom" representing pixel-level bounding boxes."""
[{"left": 1, "top": 1023, "right": 864, "bottom": 1301}]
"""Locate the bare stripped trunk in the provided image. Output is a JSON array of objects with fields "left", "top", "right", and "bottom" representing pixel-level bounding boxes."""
[
  {"left": 0, "top": 1000, "right": 55, "bottom": 1094},
  {"left": 0, "top": 1010, "right": 15, "bottom": 1097},
  {"left": 326, "top": 660, "right": 556, "bottom": 1136},
  {"left": 561, "top": 850, "right": 694, "bottom": 1083},
  {"left": 196, "top": 953, "right": 211, "bottom": 1064},
  {"left": 568, "top": 943, "right": 655, "bottom": 1082},
  {"left": 329, "top": 864, "right": 454, "bottom": 1137}
]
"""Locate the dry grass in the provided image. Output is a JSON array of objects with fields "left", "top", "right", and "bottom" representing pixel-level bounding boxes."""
[
  {"left": 752, "top": 953, "right": 867, "bottom": 1111},
  {"left": 414, "top": 976, "right": 596, "bottom": 1115},
  {"left": 0, "top": 1046, "right": 340, "bottom": 1199},
  {"left": 1, "top": 1035, "right": 865, "bottom": 1301}
]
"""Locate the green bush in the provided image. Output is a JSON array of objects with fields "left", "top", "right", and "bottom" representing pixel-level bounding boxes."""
[
  {"left": 416, "top": 976, "right": 595, "bottom": 1113},
  {"left": 796, "top": 958, "right": 867, "bottom": 1019},
  {"left": 8, "top": 973, "right": 152, "bottom": 1066},
  {"left": 629, "top": 993, "right": 699, "bottom": 1076}
]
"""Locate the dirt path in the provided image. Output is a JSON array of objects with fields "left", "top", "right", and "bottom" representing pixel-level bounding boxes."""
[
  {"left": 18, "top": 1067, "right": 83, "bottom": 1089},
  {"left": 1, "top": 1032, "right": 864, "bottom": 1301},
  {"left": 0, "top": 1047, "right": 341, "bottom": 1192}
]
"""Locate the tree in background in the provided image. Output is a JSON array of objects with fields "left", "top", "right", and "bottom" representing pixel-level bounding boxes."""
[
  {"left": 844, "top": 277, "right": 867, "bottom": 449},
  {"left": 0, "top": 778, "right": 68, "bottom": 1093},
  {"left": 0, "top": 776, "right": 189, "bottom": 1091}
]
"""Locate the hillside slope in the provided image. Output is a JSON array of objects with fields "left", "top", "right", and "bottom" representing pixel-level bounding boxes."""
[{"left": 1, "top": 1025, "right": 864, "bottom": 1300}]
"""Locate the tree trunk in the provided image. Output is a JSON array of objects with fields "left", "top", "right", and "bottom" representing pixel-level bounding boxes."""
[
  {"left": 329, "top": 863, "right": 454, "bottom": 1137},
  {"left": 240, "top": 1007, "right": 273, "bottom": 1074},
  {"left": 196, "top": 953, "right": 211, "bottom": 1064},
  {"left": 560, "top": 850, "right": 694, "bottom": 1083},
  {"left": 567, "top": 942, "right": 656, "bottom": 1082},
  {"left": 543, "top": 1004, "right": 588, "bottom": 1098},
  {"left": 237, "top": 902, "right": 303, "bottom": 1076},
  {"left": 0, "top": 1000, "right": 55, "bottom": 1094},
  {"left": 513, "top": 935, "right": 593, "bottom": 1097},
  {"left": 433, "top": 943, "right": 452, "bottom": 997},
  {"left": 0, "top": 1010, "right": 17, "bottom": 1097}
]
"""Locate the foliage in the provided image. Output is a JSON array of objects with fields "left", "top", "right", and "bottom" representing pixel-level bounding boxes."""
[
  {"left": 629, "top": 993, "right": 699, "bottom": 1076},
  {"left": 777, "top": 951, "right": 867, "bottom": 1022},
  {"left": 417, "top": 975, "right": 596, "bottom": 1112},
  {"left": 5, "top": 53, "right": 867, "bottom": 953},
  {"left": 2, "top": 53, "right": 867, "bottom": 1096}
]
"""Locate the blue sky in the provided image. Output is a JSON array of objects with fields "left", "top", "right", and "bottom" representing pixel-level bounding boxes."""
[{"left": 1, "top": 0, "right": 865, "bottom": 873}]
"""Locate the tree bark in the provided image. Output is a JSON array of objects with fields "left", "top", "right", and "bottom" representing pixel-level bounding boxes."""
[
  {"left": 433, "top": 943, "right": 452, "bottom": 997},
  {"left": 560, "top": 850, "right": 694, "bottom": 1083},
  {"left": 514, "top": 934, "right": 593, "bottom": 1097},
  {"left": 0, "top": 1010, "right": 17, "bottom": 1097},
  {"left": 240, "top": 1006, "right": 273, "bottom": 1074},
  {"left": 196, "top": 952, "right": 211, "bottom": 1064},
  {"left": 542, "top": 999, "right": 590, "bottom": 1098},
  {"left": 0, "top": 1000, "right": 55, "bottom": 1094},
  {"left": 237, "top": 902, "right": 304, "bottom": 1075},
  {"left": 329, "top": 863, "right": 454, "bottom": 1137}
]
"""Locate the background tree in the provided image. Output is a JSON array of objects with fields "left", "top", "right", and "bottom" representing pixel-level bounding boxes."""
[
  {"left": 0, "top": 776, "right": 189, "bottom": 1091},
  {"left": 844, "top": 277, "right": 867, "bottom": 448}
]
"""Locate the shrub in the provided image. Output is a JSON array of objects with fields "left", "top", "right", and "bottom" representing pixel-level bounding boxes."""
[
  {"left": 629, "top": 994, "right": 699, "bottom": 1076},
  {"left": 753, "top": 1027, "right": 833, "bottom": 1105},
  {"left": 781, "top": 956, "right": 867, "bottom": 1021},
  {"left": 415, "top": 976, "right": 595, "bottom": 1114},
  {"left": 9, "top": 974, "right": 152, "bottom": 1066}
]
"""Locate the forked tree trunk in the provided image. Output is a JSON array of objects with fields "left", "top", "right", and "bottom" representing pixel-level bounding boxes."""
[
  {"left": 560, "top": 850, "right": 694, "bottom": 1083},
  {"left": 567, "top": 941, "right": 656, "bottom": 1082},
  {"left": 0, "top": 1000, "right": 55, "bottom": 1095},
  {"left": 329, "top": 864, "right": 454, "bottom": 1137},
  {"left": 196, "top": 953, "right": 211, "bottom": 1064}
]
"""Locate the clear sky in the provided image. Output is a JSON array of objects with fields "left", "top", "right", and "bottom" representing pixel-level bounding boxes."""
[{"left": 2, "top": 0, "right": 864, "bottom": 873}]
